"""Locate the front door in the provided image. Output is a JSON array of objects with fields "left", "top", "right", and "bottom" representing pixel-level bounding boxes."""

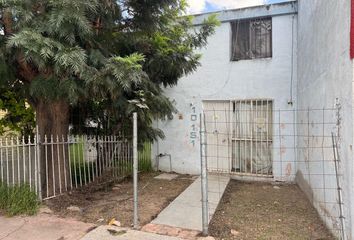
[
  {"left": 203, "top": 99, "right": 273, "bottom": 176},
  {"left": 231, "top": 100, "right": 273, "bottom": 176}
]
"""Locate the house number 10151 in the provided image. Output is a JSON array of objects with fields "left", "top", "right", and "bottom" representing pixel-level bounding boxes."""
[{"left": 190, "top": 105, "right": 198, "bottom": 147}]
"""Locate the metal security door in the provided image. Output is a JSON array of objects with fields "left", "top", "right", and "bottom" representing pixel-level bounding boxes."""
[{"left": 231, "top": 99, "right": 273, "bottom": 176}]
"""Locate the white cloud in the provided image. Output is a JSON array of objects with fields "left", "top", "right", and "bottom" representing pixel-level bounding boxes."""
[
  {"left": 186, "top": 0, "right": 207, "bottom": 14},
  {"left": 186, "top": 0, "right": 266, "bottom": 14}
]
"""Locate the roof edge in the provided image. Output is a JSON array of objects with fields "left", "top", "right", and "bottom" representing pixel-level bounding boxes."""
[{"left": 192, "top": 1, "right": 297, "bottom": 26}]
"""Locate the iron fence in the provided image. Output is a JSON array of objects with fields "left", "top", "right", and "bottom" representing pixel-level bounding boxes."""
[
  {"left": 0, "top": 137, "right": 38, "bottom": 194},
  {"left": 0, "top": 135, "right": 143, "bottom": 201}
]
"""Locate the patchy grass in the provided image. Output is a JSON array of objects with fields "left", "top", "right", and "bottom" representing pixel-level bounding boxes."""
[
  {"left": 0, "top": 183, "right": 39, "bottom": 216},
  {"left": 209, "top": 180, "right": 334, "bottom": 240}
]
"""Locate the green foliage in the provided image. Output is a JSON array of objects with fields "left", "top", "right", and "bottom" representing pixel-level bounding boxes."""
[
  {"left": 69, "top": 138, "right": 94, "bottom": 185},
  {"left": 0, "top": 90, "right": 35, "bottom": 137},
  {"left": 0, "top": 183, "right": 39, "bottom": 216},
  {"left": 68, "top": 139, "right": 152, "bottom": 184},
  {"left": 70, "top": 160, "right": 94, "bottom": 185},
  {"left": 0, "top": 37, "right": 34, "bottom": 137},
  {"left": 0, "top": 0, "right": 218, "bottom": 142},
  {"left": 139, "top": 142, "right": 153, "bottom": 172}
]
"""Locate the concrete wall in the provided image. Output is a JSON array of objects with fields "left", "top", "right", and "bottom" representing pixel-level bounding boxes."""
[
  {"left": 296, "top": 0, "right": 353, "bottom": 238},
  {"left": 153, "top": 3, "right": 298, "bottom": 177}
]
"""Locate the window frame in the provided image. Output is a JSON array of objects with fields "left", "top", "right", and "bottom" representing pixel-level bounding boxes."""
[{"left": 230, "top": 17, "right": 273, "bottom": 61}]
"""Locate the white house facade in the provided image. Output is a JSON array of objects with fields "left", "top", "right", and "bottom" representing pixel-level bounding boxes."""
[
  {"left": 153, "top": 1, "right": 298, "bottom": 174},
  {"left": 152, "top": 0, "right": 354, "bottom": 239}
]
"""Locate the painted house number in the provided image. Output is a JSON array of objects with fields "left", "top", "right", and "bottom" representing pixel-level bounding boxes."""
[{"left": 190, "top": 105, "right": 198, "bottom": 147}]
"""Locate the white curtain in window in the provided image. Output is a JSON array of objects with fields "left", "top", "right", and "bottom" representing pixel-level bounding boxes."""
[{"left": 232, "top": 100, "right": 272, "bottom": 175}]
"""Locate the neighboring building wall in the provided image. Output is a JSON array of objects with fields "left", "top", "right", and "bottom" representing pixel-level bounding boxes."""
[
  {"left": 153, "top": 2, "right": 298, "bottom": 176},
  {"left": 296, "top": 0, "right": 353, "bottom": 238}
]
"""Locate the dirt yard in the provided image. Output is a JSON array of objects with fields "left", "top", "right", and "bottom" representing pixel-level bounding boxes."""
[
  {"left": 45, "top": 172, "right": 195, "bottom": 227},
  {"left": 209, "top": 180, "right": 334, "bottom": 240}
]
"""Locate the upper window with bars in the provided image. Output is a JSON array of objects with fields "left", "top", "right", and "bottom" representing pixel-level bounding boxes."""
[{"left": 230, "top": 17, "right": 272, "bottom": 61}]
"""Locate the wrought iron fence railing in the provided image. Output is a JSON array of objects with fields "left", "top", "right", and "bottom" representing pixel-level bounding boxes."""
[{"left": 0, "top": 135, "right": 150, "bottom": 200}]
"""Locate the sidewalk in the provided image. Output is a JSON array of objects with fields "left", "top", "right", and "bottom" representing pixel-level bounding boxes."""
[
  {"left": 0, "top": 213, "right": 95, "bottom": 240},
  {"left": 151, "top": 174, "right": 230, "bottom": 231}
]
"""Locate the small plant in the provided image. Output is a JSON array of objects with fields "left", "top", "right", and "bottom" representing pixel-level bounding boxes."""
[
  {"left": 139, "top": 142, "right": 152, "bottom": 172},
  {"left": 0, "top": 183, "right": 39, "bottom": 216}
]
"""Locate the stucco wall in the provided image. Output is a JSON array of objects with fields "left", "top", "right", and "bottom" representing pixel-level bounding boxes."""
[
  {"left": 296, "top": 0, "right": 353, "bottom": 238},
  {"left": 153, "top": 8, "right": 298, "bottom": 177},
  {"left": 151, "top": 0, "right": 354, "bottom": 238}
]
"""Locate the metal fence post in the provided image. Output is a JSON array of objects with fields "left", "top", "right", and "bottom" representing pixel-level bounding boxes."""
[
  {"left": 200, "top": 113, "right": 209, "bottom": 235},
  {"left": 331, "top": 132, "right": 346, "bottom": 240},
  {"left": 133, "top": 112, "right": 139, "bottom": 229},
  {"left": 36, "top": 125, "right": 42, "bottom": 201}
]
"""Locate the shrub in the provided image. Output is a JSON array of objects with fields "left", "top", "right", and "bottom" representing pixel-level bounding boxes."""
[
  {"left": 139, "top": 142, "right": 152, "bottom": 172},
  {"left": 0, "top": 183, "right": 39, "bottom": 216}
]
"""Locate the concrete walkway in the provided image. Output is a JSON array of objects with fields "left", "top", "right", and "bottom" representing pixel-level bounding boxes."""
[
  {"left": 0, "top": 213, "right": 95, "bottom": 240},
  {"left": 151, "top": 174, "right": 230, "bottom": 231},
  {"left": 80, "top": 174, "right": 229, "bottom": 240}
]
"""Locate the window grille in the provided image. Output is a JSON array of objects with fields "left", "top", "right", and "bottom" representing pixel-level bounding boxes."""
[
  {"left": 232, "top": 100, "right": 273, "bottom": 175},
  {"left": 231, "top": 18, "right": 272, "bottom": 60}
]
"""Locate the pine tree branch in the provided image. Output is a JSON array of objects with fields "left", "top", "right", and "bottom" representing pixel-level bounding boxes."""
[
  {"left": 2, "top": 9, "right": 36, "bottom": 82},
  {"left": 93, "top": 17, "right": 102, "bottom": 34},
  {"left": 3, "top": 9, "right": 13, "bottom": 35},
  {"left": 3, "top": 16, "right": 42, "bottom": 83},
  {"left": 18, "top": 52, "right": 37, "bottom": 83}
]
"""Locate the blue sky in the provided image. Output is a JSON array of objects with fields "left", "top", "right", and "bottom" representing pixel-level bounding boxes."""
[{"left": 187, "top": 0, "right": 291, "bottom": 14}]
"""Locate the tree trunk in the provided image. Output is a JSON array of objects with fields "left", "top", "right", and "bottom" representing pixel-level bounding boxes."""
[{"left": 35, "top": 99, "right": 70, "bottom": 198}]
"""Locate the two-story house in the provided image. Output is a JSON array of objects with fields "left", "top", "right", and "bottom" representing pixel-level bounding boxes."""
[{"left": 152, "top": 1, "right": 354, "bottom": 239}]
